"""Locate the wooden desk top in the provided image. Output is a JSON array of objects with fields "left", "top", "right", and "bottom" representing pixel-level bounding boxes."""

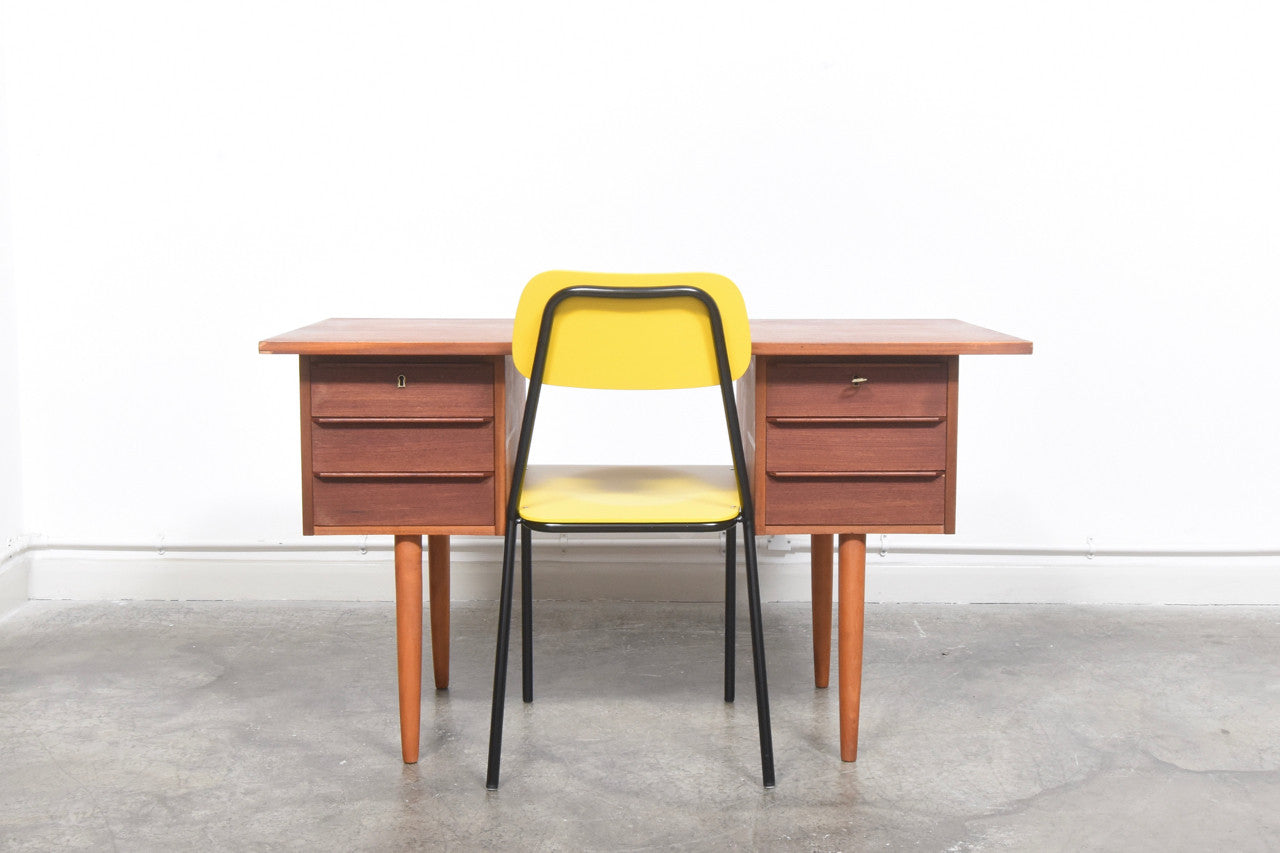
[{"left": 260, "top": 318, "right": 1032, "bottom": 357}]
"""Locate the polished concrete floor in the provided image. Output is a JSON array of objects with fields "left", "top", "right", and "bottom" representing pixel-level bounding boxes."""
[{"left": 2, "top": 599, "right": 1279, "bottom": 851}]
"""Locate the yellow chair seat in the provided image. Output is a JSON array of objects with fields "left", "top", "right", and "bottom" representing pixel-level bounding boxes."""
[{"left": 518, "top": 465, "right": 741, "bottom": 525}]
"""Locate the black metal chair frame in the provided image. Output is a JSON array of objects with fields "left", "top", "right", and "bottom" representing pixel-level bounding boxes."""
[{"left": 485, "top": 283, "right": 776, "bottom": 789}]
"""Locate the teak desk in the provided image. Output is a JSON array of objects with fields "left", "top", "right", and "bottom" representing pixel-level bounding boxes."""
[{"left": 260, "top": 318, "right": 1031, "bottom": 764}]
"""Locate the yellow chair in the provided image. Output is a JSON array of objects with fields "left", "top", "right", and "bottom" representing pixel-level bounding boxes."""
[{"left": 486, "top": 271, "right": 775, "bottom": 789}]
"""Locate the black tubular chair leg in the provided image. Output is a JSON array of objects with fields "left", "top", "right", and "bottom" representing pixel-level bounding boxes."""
[
  {"left": 521, "top": 524, "right": 533, "bottom": 703},
  {"left": 743, "top": 519, "right": 776, "bottom": 788},
  {"left": 724, "top": 524, "right": 736, "bottom": 703},
  {"left": 486, "top": 522, "right": 520, "bottom": 789}
]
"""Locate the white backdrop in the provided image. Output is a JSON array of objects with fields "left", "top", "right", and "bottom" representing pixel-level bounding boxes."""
[
  {"left": 1, "top": 97, "right": 18, "bottom": 556},
  {"left": 2, "top": 2, "right": 1278, "bottom": 599}
]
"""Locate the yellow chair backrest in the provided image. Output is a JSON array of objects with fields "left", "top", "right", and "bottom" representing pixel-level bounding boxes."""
[{"left": 512, "top": 271, "right": 751, "bottom": 390}]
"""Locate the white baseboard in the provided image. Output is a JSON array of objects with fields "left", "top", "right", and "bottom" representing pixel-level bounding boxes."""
[
  {"left": 12, "top": 536, "right": 1280, "bottom": 606},
  {"left": 866, "top": 551, "right": 1280, "bottom": 605},
  {"left": 0, "top": 552, "right": 31, "bottom": 619}
]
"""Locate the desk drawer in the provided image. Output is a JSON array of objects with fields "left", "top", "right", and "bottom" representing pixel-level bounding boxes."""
[
  {"left": 764, "top": 473, "right": 946, "bottom": 527},
  {"left": 312, "top": 421, "right": 494, "bottom": 474},
  {"left": 311, "top": 476, "right": 495, "bottom": 527},
  {"left": 766, "top": 361, "right": 947, "bottom": 418},
  {"left": 310, "top": 361, "right": 492, "bottom": 418},
  {"left": 765, "top": 420, "right": 946, "bottom": 472}
]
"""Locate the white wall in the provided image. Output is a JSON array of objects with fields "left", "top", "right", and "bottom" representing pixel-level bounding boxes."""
[
  {"left": 1, "top": 49, "right": 25, "bottom": 615},
  {"left": 1, "top": 45, "right": 23, "bottom": 557},
  {"left": 2, "top": 3, "right": 1277, "bottom": 597}
]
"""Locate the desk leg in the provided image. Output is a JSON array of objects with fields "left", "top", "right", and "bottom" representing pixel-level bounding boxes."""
[
  {"left": 811, "top": 534, "right": 834, "bottom": 689},
  {"left": 394, "top": 534, "right": 423, "bottom": 764},
  {"left": 838, "top": 533, "right": 867, "bottom": 762},
  {"left": 427, "top": 534, "right": 451, "bottom": 689}
]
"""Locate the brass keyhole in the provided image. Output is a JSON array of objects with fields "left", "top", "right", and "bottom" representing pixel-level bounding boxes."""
[{"left": 396, "top": 374, "right": 407, "bottom": 388}]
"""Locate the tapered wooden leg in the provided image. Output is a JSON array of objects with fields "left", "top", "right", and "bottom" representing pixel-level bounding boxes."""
[
  {"left": 394, "top": 534, "right": 424, "bottom": 764},
  {"left": 427, "top": 534, "right": 451, "bottom": 690},
  {"left": 811, "top": 534, "right": 834, "bottom": 689},
  {"left": 838, "top": 533, "right": 867, "bottom": 762}
]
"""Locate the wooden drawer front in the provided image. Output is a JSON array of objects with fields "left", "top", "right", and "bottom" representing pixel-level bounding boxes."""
[
  {"left": 312, "top": 422, "right": 494, "bottom": 475},
  {"left": 767, "top": 361, "right": 947, "bottom": 418},
  {"left": 310, "top": 362, "right": 492, "bottom": 418},
  {"left": 765, "top": 474, "right": 946, "bottom": 526},
  {"left": 766, "top": 421, "right": 946, "bottom": 473},
  {"left": 312, "top": 477, "right": 495, "bottom": 527}
]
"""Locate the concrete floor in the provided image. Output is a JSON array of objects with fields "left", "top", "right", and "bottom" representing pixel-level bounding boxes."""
[{"left": 2, "top": 600, "right": 1279, "bottom": 852}]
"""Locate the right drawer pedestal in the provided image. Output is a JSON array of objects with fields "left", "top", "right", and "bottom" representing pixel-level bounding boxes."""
[{"left": 756, "top": 357, "right": 958, "bottom": 533}]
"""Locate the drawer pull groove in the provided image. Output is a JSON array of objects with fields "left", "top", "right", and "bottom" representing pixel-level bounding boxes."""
[
  {"left": 313, "top": 417, "right": 492, "bottom": 426},
  {"left": 316, "top": 472, "right": 493, "bottom": 481},
  {"left": 766, "top": 416, "right": 944, "bottom": 426},
  {"left": 767, "top": 471, "right": 943, "bottom": 481}
]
